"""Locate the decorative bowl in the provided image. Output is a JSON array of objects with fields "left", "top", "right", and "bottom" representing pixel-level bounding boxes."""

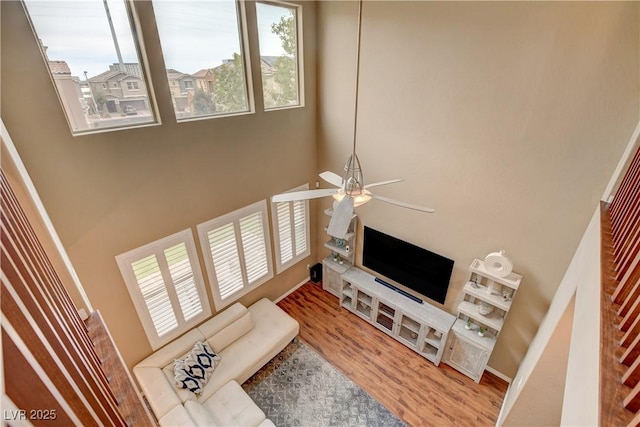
[{"left": 476, "top": 302, "right": 494, "bottom": 316}]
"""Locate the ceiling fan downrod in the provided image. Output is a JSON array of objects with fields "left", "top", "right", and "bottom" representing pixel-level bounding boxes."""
[{"left": 342, "top": 0, "right": 366, "bottom": 199}]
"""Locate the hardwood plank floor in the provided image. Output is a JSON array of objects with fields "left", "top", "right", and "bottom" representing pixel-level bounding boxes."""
[{"left": 277, "top": 282, "right": 509, "bottom": 427}]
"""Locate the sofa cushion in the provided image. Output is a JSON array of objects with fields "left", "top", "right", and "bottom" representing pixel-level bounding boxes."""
[
  {"left": 201, "top": 380, "right": 266, "bottom": 427},
  {"left": 196, "top": 303, "right": 247, "bottom": 345},
  {"left": 158, "top": 404, "right": 196, "bottom": 427},
  {"left": 207, "top": 312, "right": 255, "bottom": 353},
  {"left": 196, "top": 298, "right": 299, "bottom": 402},
  {"left": 184, "top": 400, "right": 219, "bottom": 426}
]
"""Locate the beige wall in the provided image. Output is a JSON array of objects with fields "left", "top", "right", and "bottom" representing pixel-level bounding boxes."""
[
  {"left": 316, "top": 1, "right": 639, "bottom": 378},
  {"left": 1, "top": 0, "right": 318, "bottom": 370}
]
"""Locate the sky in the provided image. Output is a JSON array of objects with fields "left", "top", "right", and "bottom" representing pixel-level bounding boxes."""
[{"left": 24, "top": 0, "right": 290, "bottom": 79}]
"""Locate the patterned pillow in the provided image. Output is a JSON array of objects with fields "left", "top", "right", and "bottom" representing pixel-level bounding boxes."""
[
  {"left": 174, "top": 357, "right": 204, "bottom": 394},
  {"left": 192, "top": 341, "right": 221, "bottom": 372},
  {"left": 174, "top": 341, "right": 221, "bottom": 394}
]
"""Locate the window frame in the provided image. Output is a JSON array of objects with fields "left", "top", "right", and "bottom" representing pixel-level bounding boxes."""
[
  {"left": 22, "top": 0, "right": 161, "bottom": 136},
  {"left": 255, "top": 0, "right": 305, "bottom": 111},
  {"left": 270, "top": 183, "right": 311, "bottom": 273},
  {"left": 152, "top": 0, "right": 255, "bottom": 123},
  {"left": 115, "top": 229, "right": 211, "bottom": 350},
  {"left": 197, "top": 200, "right": 274, "bottom": 310}
]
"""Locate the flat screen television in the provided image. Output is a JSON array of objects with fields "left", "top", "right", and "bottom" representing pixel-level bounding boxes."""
[{"left": 362, "top": 226, "right": 454, "bottom": 304}]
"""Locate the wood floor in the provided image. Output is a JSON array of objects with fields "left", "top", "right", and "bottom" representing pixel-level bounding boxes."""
[{"left": 277, "top": 282, "right": 509, "bottom": 427}]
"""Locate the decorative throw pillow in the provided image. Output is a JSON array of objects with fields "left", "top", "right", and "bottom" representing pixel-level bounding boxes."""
[
  {"left": 174, "top": 357, "right": 204, "bottom": 394},
  {"left": 173, "top": 341, "right": 221, "bottom": 394},
  {"left": 191, "top": 341, "right": 221, "bottom": 372}
]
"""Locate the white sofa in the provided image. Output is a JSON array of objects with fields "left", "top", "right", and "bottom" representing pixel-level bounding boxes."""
[{"left": 134, "top": 298, "right": 299, "bottom": 426}]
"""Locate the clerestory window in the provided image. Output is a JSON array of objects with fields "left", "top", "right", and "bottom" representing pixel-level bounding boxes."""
[
  {"left": 153, "top": 0, "right": 252, "bottom": 121},
  {"left": 22, "top": 0, "right": 159, "bottom": 135},
  {"left": 256, "top": 1, "right": 303, "bottom": 110}
]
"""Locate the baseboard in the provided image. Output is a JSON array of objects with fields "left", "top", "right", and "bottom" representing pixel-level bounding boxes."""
[
  {"left": 486, "top": 365, "right": 512, "bottom": 383},
  {"left": 275, "top": 276, "right": 311, "bottom": 304}
]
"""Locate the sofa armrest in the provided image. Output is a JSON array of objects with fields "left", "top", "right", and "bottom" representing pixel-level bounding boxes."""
[{"left": 133, "top": 366, "right": 182, "bottom": 420}]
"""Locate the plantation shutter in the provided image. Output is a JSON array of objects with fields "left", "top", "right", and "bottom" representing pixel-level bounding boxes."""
[
  {"left": 116, "top": 230, "right": 211, "bottom": 349},
  {"left": 271, "top": 186, "right": 310, "bottom": 273},
  {"left": 131, "top": 254, "right": 178, "bottom": 337},
  {"left": 165, "top": 242, "right": 203, "bottom": 322},
  {"left": 239, "top": 211, "right": 270, "bottom": 283},
  {"left": 276, "top": 202, "right": 294, "bottom": 264},
  {"left": 206, "top": 223, "right": 244, "bottom": 299},
  {"left": 198, "top": 200, "right": 274, "bottom": 309},
  {"left": 293, "top": 200, "right": 308, "bottom": 256}
]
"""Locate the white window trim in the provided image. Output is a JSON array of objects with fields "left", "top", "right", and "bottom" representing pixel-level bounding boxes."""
[
  {"left": 115, "top": 229, "right": 211, "bottom": 350},
  {"left": 271, "top": 183, "right": 310, "bottom": 273},
  {"left": 154, "top": 0, "right": 255, "bottom": 123},
  {"left": 23, "top": 0, "right": 161, "bottom": 136},
  {"left": 197, "top": 200, "right": 274, "bottom": 310},
  {"left": 257, "top": 0, "right": 305, "bottom": 111}
]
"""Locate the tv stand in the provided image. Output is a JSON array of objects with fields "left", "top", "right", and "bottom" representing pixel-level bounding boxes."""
[{"left": 339, "top": 267, "right": 456, "bottom": 365}]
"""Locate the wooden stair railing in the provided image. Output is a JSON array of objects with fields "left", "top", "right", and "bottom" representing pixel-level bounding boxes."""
[
  {"left": 1, "top": 170, "right": 155, "bottom": 426},
  {"left": 602, "top": 144, "right": 640, "bottom": 427}
]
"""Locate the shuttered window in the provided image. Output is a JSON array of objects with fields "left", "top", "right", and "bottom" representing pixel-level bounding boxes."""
[
  {"left": 271, "top": 184, "right": 310, "bottom": 273},
  {"left": 198, "top": 200, "right": 273, "bottom": 309},
  {"left": 116, "top": 230, "right": 211, "bottom": 349}
]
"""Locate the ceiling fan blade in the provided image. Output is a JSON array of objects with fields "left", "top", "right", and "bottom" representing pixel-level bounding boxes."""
[
  {"left": 272, "top": 188, "right": 338, "bottom": 203},
  {"left": 371, "top": 194, "right": 435, "bottom": 213},
  {"left": 327, "top": 197, "right": 354, "bottom": 238},
  {"left": 319, "top": 171, "right": 344, "bottom": 187},
  {"left": 365, "top": 179, "right": 403, "bottom": 189}
]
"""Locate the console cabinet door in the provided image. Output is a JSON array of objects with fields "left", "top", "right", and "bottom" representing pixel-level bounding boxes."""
[
  {"left": 397, "top": 312, "right": 422, "bottom": 349},
  {"left": 375, "top": 300, "right": 397, "bottom": 333},
  {"left": 322, "top": 262, "right": 342, "bottom": 297},
  {"left": 444, "top": 333, "right": 489, "bottom": 383}
]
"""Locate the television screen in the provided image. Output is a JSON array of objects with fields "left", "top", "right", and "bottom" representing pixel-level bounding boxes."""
[{"left": 362, "top": 226, "right": 454, "bottom": 304}]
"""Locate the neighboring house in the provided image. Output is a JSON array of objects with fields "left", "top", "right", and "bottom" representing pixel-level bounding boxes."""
[
  {"left": 88, "top": 69, "right": 149, "bottom": 114},
  {"left": 166, "top": 68, "right": 196, "bottom": 114},
  {"left": 48, "top": 60, "right": 89, "bottom": 131},
  {"left": 109, "top": 62, "right": 143, "bottom": 78},
  {"left": 193, "top": 68, "right": 215, "bottom": 94},
  {"left": 260, "top": 56, "right": 279, "bottom": 107},
  {"left": 260, "top": 56, "right": 277, "bottom": 77}
]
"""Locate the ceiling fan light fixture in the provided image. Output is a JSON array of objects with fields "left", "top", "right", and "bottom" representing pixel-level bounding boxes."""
[{"left": 332, "top": 190, "right": 372, "bottom": 207}]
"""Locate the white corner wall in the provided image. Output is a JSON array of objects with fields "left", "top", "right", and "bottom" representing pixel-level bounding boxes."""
[
  {"left": 498, "top": 123, "right": 640, "bottom": 426},
  {"left": 497, "top": 208, "right": 599, "bottom": 426}
]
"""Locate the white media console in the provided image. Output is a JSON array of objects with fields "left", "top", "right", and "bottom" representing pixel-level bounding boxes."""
[{"left": 339, "top": 267, "right": 456, "bottom": 366}]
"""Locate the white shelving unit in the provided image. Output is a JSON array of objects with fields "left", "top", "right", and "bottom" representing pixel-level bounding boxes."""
[
  {"left": 443, "top": 258, "right": 522, "bottom": 382},
  {"left": 339, "top": 267, "right": 456, "bottom": 365},
  {"left": 322, "top": 208, "right": 357, "bottom": 297}
]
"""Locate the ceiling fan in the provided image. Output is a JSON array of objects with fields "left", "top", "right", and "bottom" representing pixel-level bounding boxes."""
[{"left": 272, "top": 0, "right": 434, "bottom": 238}]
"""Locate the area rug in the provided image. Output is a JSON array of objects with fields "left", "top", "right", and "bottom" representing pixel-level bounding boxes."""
[{"left": 242, "top": 338, "right": 406, "bottom": 427}]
